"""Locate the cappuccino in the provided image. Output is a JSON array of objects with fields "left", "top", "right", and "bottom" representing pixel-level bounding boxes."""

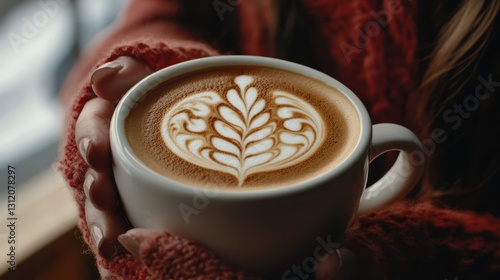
[{"left": 126, "top": 66, "right": 360, "bottom": 189}]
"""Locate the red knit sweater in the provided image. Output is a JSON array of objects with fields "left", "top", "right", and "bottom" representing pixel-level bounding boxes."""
[{"left": 58, "top": 0, "right": 500, "bottom": 279}]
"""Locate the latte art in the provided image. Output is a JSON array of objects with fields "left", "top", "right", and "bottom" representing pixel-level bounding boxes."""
[
  {"left": 126, "top": 66, "right": 360, "bottom": 189},
  {"left": 162, "top": 75, "right": 325, "bottom": 186}
]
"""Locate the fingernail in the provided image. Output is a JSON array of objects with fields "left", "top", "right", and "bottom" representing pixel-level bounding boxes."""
[
  {"left": 118, "top": 234, "right": 141, "bottom": 260},
  {"left": 83, "top": 173, "right": 94, "bottom": 200},
  {"left": 91, "top": 225, "right": 103, "bottom": 249},
  {"left": 78, "top": 137, "right": 91, "bottom": 164},
  {"left": 316, "top": 249, "right": 343, "bottom": 280},
  {"left": 332, "top": 248, "right": 343, "bottom": 276},
  {"left": 91, "top": 61, "right": 123, "bottom": 85}
]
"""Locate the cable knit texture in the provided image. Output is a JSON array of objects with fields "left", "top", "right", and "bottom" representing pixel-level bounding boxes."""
[
  {"left": 303, "top": 0, "right": 418, "bottom": 127},
  {"left": 57, "top": 0, "right": 500, "bottom": 279}
]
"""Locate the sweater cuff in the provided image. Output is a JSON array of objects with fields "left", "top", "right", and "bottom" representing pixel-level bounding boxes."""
[
  {"left": 99, "top": 40, "right": 220, "bottom": 72},
  {"left": 139, "top": 231, "right": 249, "bottom": 279}
]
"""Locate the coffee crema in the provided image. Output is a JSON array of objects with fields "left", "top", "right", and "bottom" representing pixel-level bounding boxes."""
[{"left": 126, "top": 66, "right": 360, "bottom": 189}]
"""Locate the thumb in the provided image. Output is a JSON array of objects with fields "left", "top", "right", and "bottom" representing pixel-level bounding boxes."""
[
  {"left": 91, "top": 56, "right": 152, "bottom": 103},
  {"left": 117, "top": 228, "right": 161, "bottom": 261},
  {"left": 316, "top": 247, "right": 358, "bottom": 280}
]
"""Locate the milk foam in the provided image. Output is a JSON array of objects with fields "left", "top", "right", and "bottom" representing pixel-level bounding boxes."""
[{"left": 161, "top": 75, "right": 325, "bottom": 187}]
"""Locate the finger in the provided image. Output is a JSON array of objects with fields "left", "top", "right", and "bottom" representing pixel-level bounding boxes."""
[
  {"left": 91, "top": 56, "right": 152, "bottom": 103},
  {"left": 84, "top": 169, "right": 120, "bottom": 212},
  {"left": 85, "top": 197, "right": 130, "bottom": 259},
  {"left": 75, "top": 98, "right": 114, "bottom": 171},
  {"left": 316, "top": 248, "right": 357, "bottom": 280}
]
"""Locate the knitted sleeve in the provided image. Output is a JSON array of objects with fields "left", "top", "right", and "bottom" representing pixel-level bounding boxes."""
[{"left": 345, "top": 201, "right": 500, "bottom": 280}]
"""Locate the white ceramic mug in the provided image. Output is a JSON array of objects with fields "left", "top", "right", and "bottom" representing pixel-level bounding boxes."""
[{"left": 110, "top": 56, "right": 424, "bottom": 276}]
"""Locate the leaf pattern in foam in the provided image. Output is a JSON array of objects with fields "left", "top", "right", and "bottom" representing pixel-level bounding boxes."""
[{"left": 161, "top": 76, "right": 325, "bottom": 187}]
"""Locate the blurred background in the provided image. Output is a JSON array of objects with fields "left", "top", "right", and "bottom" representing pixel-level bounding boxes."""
[
  {"left": 0, "top": 0, "right": 127, "bottom": 278},
  {"left": 0, "top": 0, "right": 125, "bottom": 186}
]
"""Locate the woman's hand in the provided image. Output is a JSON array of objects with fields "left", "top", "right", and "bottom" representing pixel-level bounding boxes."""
[{"left": 75, "top": 56, "right": 153, "bottom": 260}]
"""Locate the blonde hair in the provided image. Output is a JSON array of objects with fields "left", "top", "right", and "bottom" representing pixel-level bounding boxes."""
[
  {"left": 417, "top": 0, "right": 500, "bottom": 202},
  {"left": 417, "top": 0, "right": 500, "bottom": 126}
]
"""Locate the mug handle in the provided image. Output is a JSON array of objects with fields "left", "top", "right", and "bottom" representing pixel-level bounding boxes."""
[{"left": 357, "top": 123, "right": 424, "bottom": 214}]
